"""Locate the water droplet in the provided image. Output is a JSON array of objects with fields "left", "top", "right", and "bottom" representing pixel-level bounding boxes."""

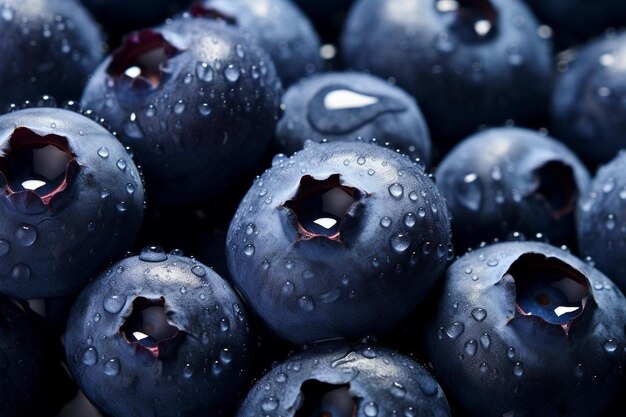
[
  {"left": 11, "top": 263, "right": 30, "bottom": 279},
  {"left": 422, "top": 241, "right": 433, "bottom": 255},
  {"left": 104, "top": 358, "right": 121, "bottom": 376},
  {"left": 103, "top": 295, "right": 127, "bottom": 314},
  {"left": 364, "top": 401, "right": 379, "bottom": 416},
  {"left": 116, "top": 159, "right": 127, "bottom": 171},
  {"left": 380, "top": 217, "right": 392, "bottom": 228},
  {"left": 357, "top": 156, "right": 366, "bottom": 165},
  {"left": 235, "top": 44, "right": 245, "bottom": 58},
  {"left": 446, "top": 322, "right": 465, "bottom": 339},
  {"left": 224, "top": 64, "right": 240, "bottom": 83},
  {"left": 457, "top": 173, "right": 483, "bottom": 211},
  {"left": 390, "top": 382, "right": 406, "bottom": 398},
  {"left": 220, "top": 348, "right": 233, "bottom": 364},
  {"left": 390, "top": 233, "right": 411, "bottom": 253},
  {"left": 464, "top": 339, "right": 477, "bottom": 356},
  {"left": 275, "top": 372, "right": 288, "bottom": 383},
  {"left": 183, "top": 364, "right": 193, "bottom": 378},
  {"left": 404, "top": 212, "right": 417, "bottom": 227},
  {"left": 479, "top": 362, "right": 490, "bottom": 373},
  {"left": 513, "top": 362, "right": 524, "bottom": 377},
  {"left": 97, "top": 147, "right": 109, "bottom": 158},
  {"left": 480, "top": 333, "right": 491, "bottom": 350},
  {"left": 486, "top": 258, "right": 499, "bottom": 267},
  {"left": 417, "top": 207, "right": 427, "bottom": 218},
  {"left": 471, "top": 308, "right": 487, "bottom": 321},
  {"left": 196, "top": 62, "right": 214, "bottom": 82},
  {"left": 139, "top": 246, "right": 167, "bottom": 262},
  {"left": 368, "top": 169, "right": 375, "bottom": 176},
  {"left": 507, "top": 347, "right": 516, "bottom": 360},
  {"left": 281, "top": 281, "right": 295, "bottom": 296},
  {"left": 191, "top": 265, "right": 206, "bottom": 277},
  {"left": 606, "top": 214, "right": 616, "bottom": 230},
  {"left": 297, "top": 296, "right": 315, "bottom": 311},
  {"left": 243, "top": 244, "right": 255, "bottom": 256},
  {"left": 409, "top": 191, "right": 419, "bottom": 201},
  {"left": 101, "top": 189, "right": 110, "bottom": 199},
  {"left": 173, "top": 100, "right": 186, "bottom": 115},
  {"left": 125, "top": 183, "right": 135, "bottom": 195},
  {"left": 1, "top": 6, "right": 14, "bottom": 21},
  {"left": 145, "top": 105, "right": 157, "bottom": 117},
  {"left": 116, "top": 201, "right": 128, "bottom": 212},
  {"left": 603, "top": 339, "right": 618, "bottom": 353},
  {"left": 82, "top": 347, "right": 98, "bottom": 366},
  {"left": 123, "top": 114, "right": 143, "bottom": 139},
  {"left": 220, "top": 318, "right": 230, "bottom": 332},
  {"left": 0, "top": 240, "right": 9, "bottom": 257},
  {"left": 198, "top": 103, "right": 212, "bottom": 116},
  {"left": 261, "top": 397, "right": 279, "bottom": 412},
  {"left": 388, "top": 183, "right": 404, "bottom": 199},
  {"left": 15, "top": 224, "right": 37, "bottom": 246}
]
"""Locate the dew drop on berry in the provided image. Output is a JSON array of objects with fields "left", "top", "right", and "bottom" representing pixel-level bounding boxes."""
[
  {"left": 82, "top": 347, "right": 98, "bottom": 366},
  {"left": 103, "top": 295, "right": 127, "bottom": 314},
  {"left": 0, "top": 240, "right": 10, "bottom": 257},
  {"left": 103, "top": 358, "right": 121, "bottom": 376},
  {"left": 139, "top": 246, "right": 167, "bottom": 262},
  {"left": 15, "top": 224, "right": 37, "bottom": 247}
]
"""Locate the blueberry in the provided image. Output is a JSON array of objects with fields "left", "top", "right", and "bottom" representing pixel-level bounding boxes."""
[
  {"left": 341, "top": 0, "right": 553, "bottom": 144},
  {"left": 276, "top": 72, "right": 432, "bottom": 166},
  {"left": 436, "top": 127, "right": 589, "bottom": 250},
  {"left": 81, "top": 17, "right": 282, "bottom": 207},
  {"left": 523, "top": 0, "right": 626, "bottom": 40},
  {"left": 0, "top": 108, "right": 144, "bottom": 299},
  {"left": 237, "top": 341, "right": 451, "bottom": 417},
  {"left": 226, "top": 141, "right": 452, "bottom": 344},
  {"left": 64, "top": 248, "right": 252, "bottom": 417},
  {"left": 426, "top": 241, "right": 626, "bottom": 417},
  {"left": 189, "top": 0, "right": 322, "bottom": 86},
  {"left": 577, "top": 151, "right": 626, "bottom": 294},
  {"left": 0, "top": 0, "right": 103, "bottom": 110},
  {"left": 0, "top": 298, "right": 45, "bottom": 417},
  {"left": 552, "top": 33, "right": 626, "bottom": 168}
]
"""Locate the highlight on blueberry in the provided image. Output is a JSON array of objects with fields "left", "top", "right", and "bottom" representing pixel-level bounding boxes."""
[
  {"left": 226, "top": 141, "right": 452, "bottom": 344},
  {"left": 425, "top": 241, "right": 626, "bottom": 417},
  {"left": 81, "top": 17, "right": 282, "bottom": 207},
  {"left": 435, "top": 127, "right": 589, "bottom": 250},
  {"left": 64, "top": 247, "right": 252, "bottom": 417},
  {"left": 0, "top": 107, "right": 144, "bottom": 299},
  {"left": 236, "top": 341, "right": 451, "bottom": 417},
  {"left": 276, "top": 72, "right": 432, "bottom": 166}
]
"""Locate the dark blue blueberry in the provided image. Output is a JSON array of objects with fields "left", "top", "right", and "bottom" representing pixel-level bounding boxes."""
[
  {"left": 276, "top": 72, "right": 432, "bottom": 166},
  {"left": 577, "top": 151, "right": 626, "bottom": 294},
  {"left": 81, "top": 17, "right": 282, "bottom": 207},
  {"left": 189, "top": 0, "right": 322, "bottom": 86},
  {"left": 426, "top": 241, "right": 626, "bottom": 417},
  {"left": 552, "top": 33, "right": 626, "bottom": 167},
  {"left": 0, "top": 0, "right": 103, "bottom": 110},
  {"left": 436, "top": 127, "right": 589, "bottom": 250},
  {"left": 226, "top": 141, "right": 452, "bottom": 344},
  {"left": 237, "top": 341, "right": 451, "bottom": 417},
  {"left": 0, "top": 108, "right": 144, "bottom": 299},
  {"left": 64, "top": 248, "right": 251, "bottom": 417},
  {"left": 0, "top": 297, "right": 45, "bottom": 417},
  {"left": 523, "top": 0, "right": 626, "bottom": 40},
  {"left": 341, "top": 0, "right": 553, "bottom": 144}
]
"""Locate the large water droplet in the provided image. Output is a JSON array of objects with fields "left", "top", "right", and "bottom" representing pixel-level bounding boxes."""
[
  {"left": 298, "top": 296, "right": 315, "bottom": 311},
  {"left": 380, "top": 217, "right": 392, "bottom": 228},
  {"left": 388, "top": 183, "right": 404, "bottom": 199},
  {"left": 446, "top": 322, "right": 465, "bottom": 339},
  {"left": 603, "top": 339, "right": 618, "bottom": 353},
  {"left": 15, "top": 224, "right": 37, "bottom": 246},
  {"left": 196, "top": 62, "right": 214, "bottom": 82},
  {"left": 82, "top": 347, "right": 98, "bottom": 365},
  {"left": 11, "top": 263, "right": 30, "bottom": 279},
  {"left": 464, "top": 339, "right": 477, "bottom": 356},
  {"left": 97, "top": 147, "right": 109, "bottom": 158},
  {"left": 224, "top": 64, "right": 240, "bottom": 83},
  {"left": 243, "top": 244, "right": 255, "bottom": 256},
  {"left": 191, "top": 265, "right": 206, "bottom": 277},
  {"left": 261, "top": 397, "right": 279, "bottom": 412},
  {"left": 103, "top": 358, "right": 121, "bottom": 376},
  {"left": 390, "top": 382, "right": 406, "bottom": 398},
  {"left": 513, "top": 362, "right": 524, "bottom": 377},
  {"left": 471, "top": 308, "right": 487, "bottom": 321},
  {"left": 103, "top": 294, "right": 127, "bottom": 314},
  {"left": 364, "top": 402, "right": 379, "bottom": 416},
  {"left": 138, "top": 246, "right": 168, "bottom": 262},
  {"left": 390, "top": 233, "right": 411, "bottom": 253}
]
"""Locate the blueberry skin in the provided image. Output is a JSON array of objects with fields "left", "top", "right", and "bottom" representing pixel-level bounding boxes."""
[
  {"left": 341, "top": 0, "right": 553, "bottom": 144},
  {"left": 276, "top": 72, "right": 432, "bottom": 165},
  {"left": 523, "top": 0, "right": 626, "bottom": 39},
  {"left": 577, "top": 151, "right": 626, "bottom": 293},
  {"left": 190, "top": 0, "right": 322, "bottom": 87},
  {"left": 436, "top": 127, "right": 590, "bottom": 250},
  {"left": 425, "top": 241, "right": 626, "bottom": 417},
  {"left": 0, "top": 108, "right": 144, "bottom": 299},
  {"left": 237, "top": 341, "right": 451, "bottom": 417},
  {"left": 0, "top": 298, "right": 45, "bottom": 417},
  {"left": 552, "top": 33, "right": 626, "bottom": 167},
  {"left": 226, "top": 141, "right": 452, "bottom": 344},
  {"left": 0, "top": 0, "right": 103, "bottom": 110},
  {"left": 81, "top": 18, "right": 282, "bottom": 207},
  {"left": 65, "top": 250, "right": 252, "bottom": 417}
]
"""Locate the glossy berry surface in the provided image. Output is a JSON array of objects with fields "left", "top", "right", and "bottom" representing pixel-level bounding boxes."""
[
  {"left": 276, "top": 72, "right": 432, "bottom": 165},
  {"left": 189, "top": 0, "right": 322, "bottom": 86},
  {"left": 0, "top": 108, "right": 144, "bottom": 299},
  {"left": 237, "top": 341, "right": 451, "bottom": 417},
  {"left": 0, "top": 298, "right": 45, "bottom": 417},
  {"left": 552, "top": 33, "right": 626, "bottom": 167},
  {"left": 341, "top": 0, "right": 553, "bottom": 144},
  {"left": 426, "top": 241, "right": 626, "bottom": 417},
  {"left": 436, "top": 127, "right": 589, "bottom": 250},
  {"left": 0, "top": 0, "right": 103, "bottom": 110},
  {"left": 226, "top": 141, "right": 452, "bottom": 344},
  {"left": 81, "top": 17, "right": 282, "bottom": 207},
  {"left": 578, "top": 151, "right": 626, "bottom": 294},
  {"left": 65, "top": 249, "right": 251, "bottom": 417}
]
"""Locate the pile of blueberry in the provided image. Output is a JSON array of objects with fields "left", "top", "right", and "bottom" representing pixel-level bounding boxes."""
[{"left": 1, "top": 1, "right": 626, "bottom": 416}]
